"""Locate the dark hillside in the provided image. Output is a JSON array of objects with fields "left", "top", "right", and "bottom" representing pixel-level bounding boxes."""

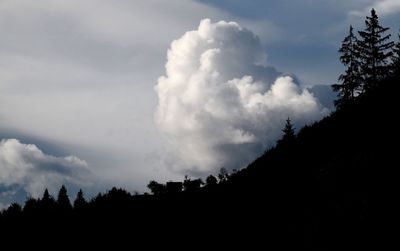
[{"left": 226, "top": 74, "right": 399, "bottom": 248}]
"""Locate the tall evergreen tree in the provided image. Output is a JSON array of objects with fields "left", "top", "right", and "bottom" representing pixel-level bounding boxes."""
[
  {"left": 57, "top": 185, "right": 72, "bottom": 211},
  {"left": 42, "top": 189, "right": 51, "bottom": 201},
  {"left": 391, "top": 34, "right": 400, "bottom": 76},
  {"left": 357, "top": 9, "right": 394, "bottom": 90},
  {"left": 41, "top": 188, "right": 56, "bottom": 209},
  {"left": 332, "top": 26, "right": 362, "bottom": 108},
  {"left": 278, "top": 118, "right": 295, "bottom": 147},
  {"left": 73, "top": 189, "right": 87, "bottom": 210}
]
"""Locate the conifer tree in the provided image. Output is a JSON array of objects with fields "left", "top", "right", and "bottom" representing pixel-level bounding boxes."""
[
  {"left": 332, "top": 26, "right": 362, "bottom": 108},
  {"left": 41, "top": 188, "right": 56, "bottom": 209},
  {"left": 73, "top": 189, "right": 87, "bottom": 210},
  {"left": 278, "top": 118, "right": 295, "bottom": 146},
  {"left": 357, "top": 9, "right": 394, "bottom": 90},
  {"left": 391, "top": 34, "right": 400, "bottom": 76},
  {"left": 42, "top": 189, "right": 51, "bottom": 201},
  {"left": 37, "top": 188, "right": 56, "bottom": 217},
  {"left": 57, "top": 185, "right": 72, "bottom": 211}
]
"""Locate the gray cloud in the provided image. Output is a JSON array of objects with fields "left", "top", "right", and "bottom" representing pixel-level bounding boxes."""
[
  {"left": 155, "top": 19, "right": 328, "bottom": 175},
  {"left": 0, "top": 139, "right": 90, "bottom": 200}
]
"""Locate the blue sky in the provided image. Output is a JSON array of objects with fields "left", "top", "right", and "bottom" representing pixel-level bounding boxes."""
[{"left": 0, "top": 0, "right": 399, "bottom": 207}]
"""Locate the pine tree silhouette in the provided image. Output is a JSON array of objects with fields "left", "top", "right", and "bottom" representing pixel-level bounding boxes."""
[
  {"left": 357, "top": 9, "right": 394, "bottom": 90},
  {"left": 391, "top": 34, "right": 400, "bottom": 75},
  {"left": 40, "top": 188, "right": 56, "bottom": 211},
  {"left": 73, "top": 189, "right": 87, "bottom": 210},
  {"left": 332, "top": 26, "right": 362, "bottom": 108},
  {"left": 57, "top": 185, "right": 72, "bottom": 211},
  {"left": 278, "top": 118, "right": 296, "bottom": 146},
  {"left": 3, "top": 203, "right": 22, "bottom": 218},
  {"left": 43, "top": 189, "right": 51, "bottom": 201}
]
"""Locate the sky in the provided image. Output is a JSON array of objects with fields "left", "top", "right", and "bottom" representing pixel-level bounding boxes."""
[{"left": 1, "top": 0, "right": 400, "bottom": 207}]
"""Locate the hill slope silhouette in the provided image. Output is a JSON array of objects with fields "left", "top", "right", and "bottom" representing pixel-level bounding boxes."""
[{"left": 1, "top": 74, "right": 398, "bottom": 248}]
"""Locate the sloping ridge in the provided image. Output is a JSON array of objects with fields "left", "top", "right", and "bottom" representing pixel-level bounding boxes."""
[{"left": 1, "top": 75, "right": 398, "bottom": 247}]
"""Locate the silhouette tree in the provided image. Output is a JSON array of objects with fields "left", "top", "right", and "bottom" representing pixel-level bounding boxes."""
[
  {"left": 332, "top": 25, "right": 362, "bottom": 108},
  {"left": 3, "top": 203, "right": 22, "bottom": 218},
  {"left": 218, "top": 168, "right": 229, "bottom": 183},
  {"left": 23, "top": 197, "right": 40, "bottom": 215},
  {"left": 183, "top": 177, "right": 204, "bottom": 191},
  {"left": 391, "top": 34, "right": 400, "bottom": 75},
  {"left": 206, "top": 175, "right": 218, "bottom": 187},
  {"left": 278, "top": 118, "right": 296, "bottom": 147},
  {"left": 42, "top": 189, "right": 51, "bottom": 201},
  {"left": 73, "top": 189, "right": 87, "bottom": 210},
  {"left": 57, "top": 185, "right": 72, "bottom": 211},
  {"left": 147, "top": 180, "right": 167, "bottom": 195},
  {"left": 357, "top": 9, "right": 394, "bottom": 90},
  {"left": 40, "top": 188, "right": 56, "bottom": 211}
]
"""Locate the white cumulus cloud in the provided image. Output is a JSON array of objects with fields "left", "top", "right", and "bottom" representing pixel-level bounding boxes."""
[
  {"left": 155, "top": 19, "right": 328, "bottom": 175},
  {"left": 0, "top": 139, "right": 90, "bottom": 198}
]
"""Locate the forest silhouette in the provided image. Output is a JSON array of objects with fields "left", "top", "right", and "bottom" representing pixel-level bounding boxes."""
[{"left": 1, "top": 9, "right": 399, "bottom": 248}]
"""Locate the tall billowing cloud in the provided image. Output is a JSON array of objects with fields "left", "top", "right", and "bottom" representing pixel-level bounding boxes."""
[
  {"left": 0, "top": 139, "right": 90, "bottom": 199},
  {"left": 155, "top": 19, "right": 328, "bottom": 175}
]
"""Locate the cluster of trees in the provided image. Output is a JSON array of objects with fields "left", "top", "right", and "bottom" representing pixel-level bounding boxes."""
[
  {"left": 146, "top": 168, "right": 231, "bottom": 195},
  {"left": 333, "top": 9, "right": 399, "bottom": 108},
  {"left": 0, "top": 168, "right": 237, "bottom": 217},
  {"left": 1, "top": 186, "right": 87, "bottom": 218},
  {"left": 0, "top": 166, "right": 235, "bottom": 217}
]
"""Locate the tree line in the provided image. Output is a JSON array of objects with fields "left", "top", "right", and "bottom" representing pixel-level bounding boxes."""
[
  {"left": 332, "top": 8, "right": 399, "bottom": 108},
  {"left": 1, "top": 186, "right": 88, "bottom": 218},
  {"left": 147, "top": 167, "right": 232, "bottom": 195}
]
